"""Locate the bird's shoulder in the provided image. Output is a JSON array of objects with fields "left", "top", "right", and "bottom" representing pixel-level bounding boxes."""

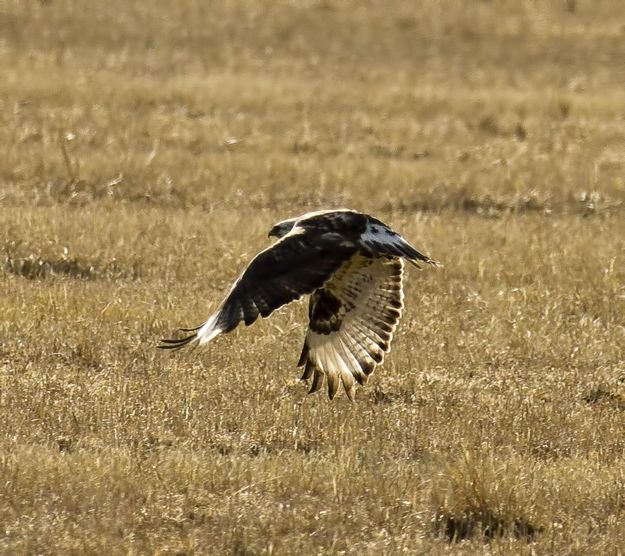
[{"left": 296, "top": 209, "right": 371, "bottom": 239}]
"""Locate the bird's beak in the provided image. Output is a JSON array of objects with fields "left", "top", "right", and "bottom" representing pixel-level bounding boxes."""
[{"left": 268, "top": 226, "right": 279, "bottom": 238}]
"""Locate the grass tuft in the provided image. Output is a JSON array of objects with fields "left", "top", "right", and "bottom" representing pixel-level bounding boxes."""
[{"left": 431, "top": 451, "right": 543, "bottom": 543}]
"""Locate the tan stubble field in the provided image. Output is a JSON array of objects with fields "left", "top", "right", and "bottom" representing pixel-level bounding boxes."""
[{"left": 1, "top": 1, "right": 624, "bottom": 553}]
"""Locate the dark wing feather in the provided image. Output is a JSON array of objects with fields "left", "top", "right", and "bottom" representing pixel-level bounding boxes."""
[
  {"left": 159, "top": 227, "right": 358, "bottom": 349},
  {"left": 218, "top": 231, "right": 357, "bottom": 329}
]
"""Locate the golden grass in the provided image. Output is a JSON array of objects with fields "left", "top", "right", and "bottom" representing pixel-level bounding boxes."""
[{"left": 1, "top": 1, "right": 625, "bottom": 553}]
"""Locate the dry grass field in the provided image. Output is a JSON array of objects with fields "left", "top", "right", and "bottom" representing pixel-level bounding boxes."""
[{"left": 1, "top": 0, "right": 625, "bottom": 553}]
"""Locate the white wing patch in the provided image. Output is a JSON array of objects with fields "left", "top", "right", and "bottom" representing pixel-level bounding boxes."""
[
  {"left": 360, "top": 220, "right": 434, "bottom": 268},
  {"left": 361, "top": 220, "right": 410, "bottom": 252},
  {"left": 361, "top": 221, "right": 396, "bottom": 243},
  {"left": 299, "top": 254, "right": 404, "bottom": 401}
]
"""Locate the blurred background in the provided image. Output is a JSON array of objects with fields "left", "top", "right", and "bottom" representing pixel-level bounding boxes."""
[{"left": 2, "top": 1, "right": 623, "bottom": 215}]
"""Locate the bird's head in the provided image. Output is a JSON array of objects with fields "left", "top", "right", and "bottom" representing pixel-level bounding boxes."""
[{"left": 268, "top": 217, "right": 297, "bottom": 239}]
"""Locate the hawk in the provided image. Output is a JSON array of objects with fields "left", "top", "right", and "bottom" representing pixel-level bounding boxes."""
[{"left": 159, "top": 209, "right": 438, "bottom": 401}]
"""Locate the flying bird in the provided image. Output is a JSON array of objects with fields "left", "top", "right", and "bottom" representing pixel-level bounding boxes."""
[{"left": 159, "top": 209, "right": 438, "bottom": 401}]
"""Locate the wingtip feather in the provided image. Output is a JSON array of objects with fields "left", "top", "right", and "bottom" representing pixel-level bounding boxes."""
[
  {"left": 159, "top": 313, "right": 224, "bottom": 352},
  {"left": 157, "top": 332, "right": 198, "bottom": 350},
  {"left": 407, "top": 256, "right": 442, "bottom": 269}
]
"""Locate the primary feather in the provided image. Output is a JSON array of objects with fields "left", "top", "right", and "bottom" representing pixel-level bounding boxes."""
[{"left": 159, "top": 209, "right": 438, "bottom": 400}]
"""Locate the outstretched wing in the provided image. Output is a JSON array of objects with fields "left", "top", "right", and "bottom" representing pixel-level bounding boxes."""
[
  {"left": 159, "top": 227, "right": 358, "bottom": 350},
  {"left": 298, "top": 254, "right": 404, "bottom": 401}
]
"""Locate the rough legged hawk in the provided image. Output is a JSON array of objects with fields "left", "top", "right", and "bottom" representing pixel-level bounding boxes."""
[{"left": 159, "top": 209, "right": 438, "bottom": 401}]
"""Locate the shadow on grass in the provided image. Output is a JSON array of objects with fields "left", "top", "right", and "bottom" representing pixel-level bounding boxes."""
[
  {"left": 434, "top": 508, "right": 542, "bottom": 543},
  {"left": 584, "top": 386, "right": 625, "bottom": 410},
  {"left": 3, "top": 247, "right": 141, "bottom": 281},
  {"left": 430, "top": 450, "right": 545, "bottom": 544}
]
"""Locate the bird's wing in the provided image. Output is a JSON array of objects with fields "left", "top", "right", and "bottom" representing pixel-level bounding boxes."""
[
  {"left": 159, "top": 227, "right": 358, "bottom": 350},
  {"left": 358, "top": 218, "right": 439, "bottom": 268},
  {"left": 298, "top": 254, "right": 404, "bottom": 401}
]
